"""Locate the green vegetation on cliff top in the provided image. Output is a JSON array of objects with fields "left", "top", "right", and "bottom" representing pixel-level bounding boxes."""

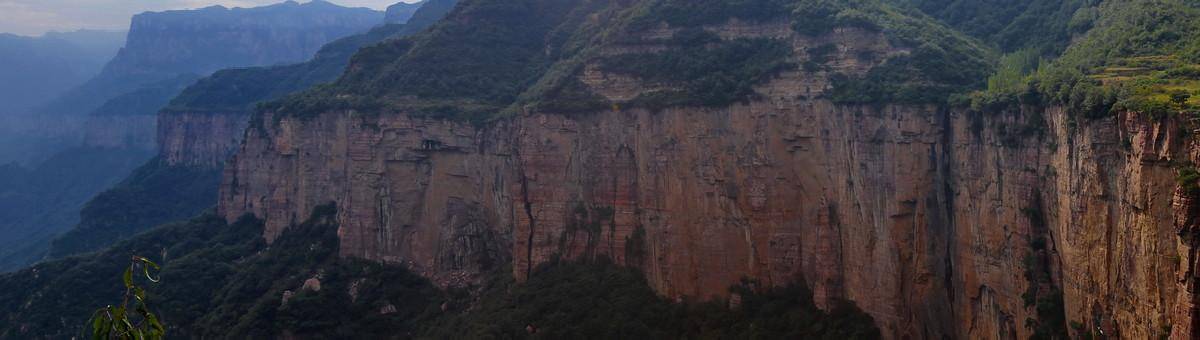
[
  {"left": 261, "top": 0, "right": 1200, "bottom": 123},
  {"left": 265, "top": 0, "right": 995, "bottom": 122},
  {"left": 593, "top": 30, "right": 796, "bottom": 110},
  {"left": 900, "top": 0, "right": 1096, "bottom": 54},
  {"left": 972, "top": 0, "right": 1200, "bottom": 119},
  {"left": 265, "top": 0, "right": 600, "bottom": 122},
  {"left": 793, "top": 0, "right": 994, "bottom": 104}
]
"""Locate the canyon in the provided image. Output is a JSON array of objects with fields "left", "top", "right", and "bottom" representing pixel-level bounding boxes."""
[
  {"left": 4, "top": 0, "right": 1198, "bottom": 338},
  {"left": 213, "top": 17, "right": 1200, "bottom": 340}
]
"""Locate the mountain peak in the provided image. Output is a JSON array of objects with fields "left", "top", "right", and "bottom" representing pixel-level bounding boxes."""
[{"left": 385, "top": 0, "right": 427, "bottom": 24}]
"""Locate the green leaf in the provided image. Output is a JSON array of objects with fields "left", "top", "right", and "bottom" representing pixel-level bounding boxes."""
[
  {"left": 90, "top": 311, "right": 107, "bottom": 340},
  {"left": 98, "top": 321, "right": 112, "bottom": 340},
  {"left": 121, "top": 317, "right": 136, "bottom": 336},
  {"left": 123, "top": 266, "right": 134, "bottom": 289},
  {"left": 137, "top": 256, "right": 162, "bottom": 283},
  {"left": 147, "top": 312, "right": 166, "bottom": 335},
  {"left": 86, "top": 256, "right": 168, "bottom": 339},
  {"left": 113, "top": 306, "right": 125, "bottom": 321},
  {"left": 136, "top": 256, "right": 160, "bottom": 269}
]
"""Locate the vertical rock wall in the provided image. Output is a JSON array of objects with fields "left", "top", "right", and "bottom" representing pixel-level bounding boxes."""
[
  {"left": 157, "top": 111, "right": 251, "bottom": 166},
  {"left": 218, "top": 101, "right": 1199, "bottom": 339},
  {"left": 215, "top": 20, "right": 1199, "bottom": 340}
]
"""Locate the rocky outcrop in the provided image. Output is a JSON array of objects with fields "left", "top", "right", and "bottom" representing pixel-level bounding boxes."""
[{"left": 217, "top": 20, "right": 1199, "bottom": 340}]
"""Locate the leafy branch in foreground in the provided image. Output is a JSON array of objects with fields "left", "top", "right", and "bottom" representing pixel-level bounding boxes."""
[{"left": 87, "top": 256, "right": 165, "bottom": 340}]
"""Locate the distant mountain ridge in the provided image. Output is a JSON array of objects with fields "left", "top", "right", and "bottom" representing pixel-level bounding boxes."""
[
  {"left": 0, "top": 0, "right": 391, "bottom": 273},
  {"left": 0, "top": 30, "right": 124, "bottom": 118},
  {"left": 165, "top": 0, "right": 458, "bottom": 116},
  {"left": 0, "top": 30, "right": 125, "bottom": 165},
  {"left": 110, "top": 0, "right": 381, "bottom": 78},
  {"left": 38, "top": 0, "right": 383, "bottom": 120},
  {"left": 386, "top": 1, "right": 428, "bottom": 23}
]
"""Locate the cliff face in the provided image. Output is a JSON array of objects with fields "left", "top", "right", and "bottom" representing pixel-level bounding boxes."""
[
  {"left": 223, "top": 112, "right": 514, "bottom": 286},
  {"left": 220, "top": 86, "right": 1196, "bottom": 340},
  {"left": 158, "top": 112, "right": 250, "bottom": 167},
  {"left": 217, "top": 12, "right": 1198, "bottom": 340},
  {"left": 110, "top": 0, "right": 381, "bottom": 79}
]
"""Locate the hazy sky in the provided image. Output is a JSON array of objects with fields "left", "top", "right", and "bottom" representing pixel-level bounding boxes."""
[{"left": 0, "top": 0, "right": 416, "bottom": 36}]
